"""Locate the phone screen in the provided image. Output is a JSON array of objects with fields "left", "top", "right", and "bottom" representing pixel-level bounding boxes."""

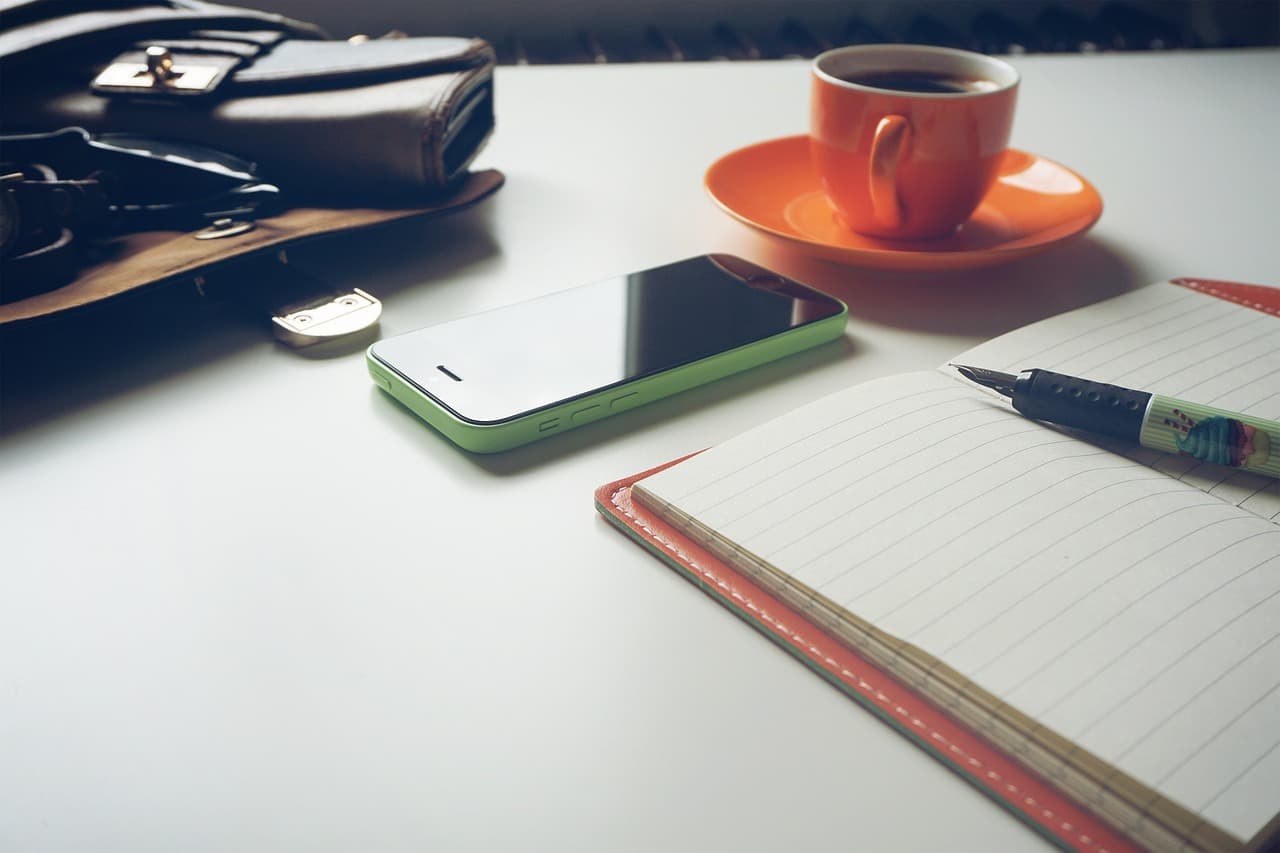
[{"left": 369, "top": 254, "right": 844, "bottom": 423}]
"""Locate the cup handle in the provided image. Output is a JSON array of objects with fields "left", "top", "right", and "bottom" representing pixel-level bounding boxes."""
[{"left": 869, "top": 115, "right": 910, "bottom": 230}]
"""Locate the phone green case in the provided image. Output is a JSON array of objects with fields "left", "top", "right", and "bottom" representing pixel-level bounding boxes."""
[{"left": 367, "top": 303, "right": 846, "bottom": 453}]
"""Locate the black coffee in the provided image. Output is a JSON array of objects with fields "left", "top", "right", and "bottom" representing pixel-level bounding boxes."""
[{"left": 840, "top": 70, "right": 996, "bottom": 94}]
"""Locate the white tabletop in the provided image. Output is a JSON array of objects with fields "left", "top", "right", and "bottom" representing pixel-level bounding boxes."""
[{"left": 3, "top": 49, "right": 1279, "bottom": 853}]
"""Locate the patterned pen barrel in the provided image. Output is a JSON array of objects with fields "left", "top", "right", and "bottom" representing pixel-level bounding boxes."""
[{"left": 957, "top": 366, "right": 1280, "bottom": 479}]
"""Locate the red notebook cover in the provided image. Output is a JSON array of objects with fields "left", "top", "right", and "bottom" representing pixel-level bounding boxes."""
[{"left": 595, "top": 279, "right": 1279, "bottom": 852}]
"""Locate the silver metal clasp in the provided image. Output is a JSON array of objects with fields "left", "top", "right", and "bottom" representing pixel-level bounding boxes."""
[
  {"left": 268, "top": 250, "right": 382, "bottom": 349},
  {"left": 194, "top": 217, "right": 255, "bottom": 240},
  {"left": 93, "top": 46, "right": 221, "bottom": 93},
  {"left": 272, "top": 288, "right": 382, "bottom": 348}
]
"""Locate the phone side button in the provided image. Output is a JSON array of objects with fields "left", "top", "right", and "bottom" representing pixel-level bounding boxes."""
[
  {"left": 369, "top": 369, "right": 392, "bottom": 392},
  {"left": 609, "top": 392, "right": 640, "bottom": 410},
  {"left": 571, "top": 405, "right": 602, "bottom": 423},
  {"left": 538, "top": 417, "right": 561, "bottom": 433}
]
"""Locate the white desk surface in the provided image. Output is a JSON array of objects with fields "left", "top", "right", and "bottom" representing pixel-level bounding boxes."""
[{"left": 3, "top": 49, "right": 1279, "bottom": 853}]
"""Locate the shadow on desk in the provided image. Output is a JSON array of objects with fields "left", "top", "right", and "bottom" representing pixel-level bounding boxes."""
[
  {"left": 745, "top": 235, "right": 1145, "bottom": 339},
  {"left": 0, "top": 206, "right": 500, "bottom": 438}
]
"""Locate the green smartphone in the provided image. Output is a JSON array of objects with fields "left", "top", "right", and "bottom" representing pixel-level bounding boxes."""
[{"left": 366, "top": 254, "right": 847, "bottom": 452}]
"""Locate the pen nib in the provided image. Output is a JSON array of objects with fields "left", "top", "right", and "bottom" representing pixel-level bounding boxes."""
[{"left": 952, "top": 364, "right": 1018, "bottom": 399}]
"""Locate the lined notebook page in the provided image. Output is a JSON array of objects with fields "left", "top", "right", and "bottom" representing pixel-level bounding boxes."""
[
  {"left": 636, "top": 368, "right": 1280, "bottom": 843},
  {"left": 950, "top": 281, "right": 1280, "bottom": 521}
]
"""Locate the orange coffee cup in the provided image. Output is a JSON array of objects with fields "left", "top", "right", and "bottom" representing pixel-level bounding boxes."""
[{"left": 810, "top": 45, "right": 1019, "bottom": 240}]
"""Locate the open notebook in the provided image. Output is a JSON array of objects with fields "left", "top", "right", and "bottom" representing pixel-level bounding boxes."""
[{"left": 597, "top": 278, "right": 1280, "bottom": 852}]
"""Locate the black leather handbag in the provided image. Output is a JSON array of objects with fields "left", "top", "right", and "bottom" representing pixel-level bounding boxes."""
[
  {"left": 1, "top": 0, "right": 496, "bottom": 198},
  {"left": 0, "top": 0, "right": 503, "bottom": 341}
]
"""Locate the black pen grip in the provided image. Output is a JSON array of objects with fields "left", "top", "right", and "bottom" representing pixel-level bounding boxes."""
[{"left": 1012, "top": 369, "right": 1151, "bottom": 441}]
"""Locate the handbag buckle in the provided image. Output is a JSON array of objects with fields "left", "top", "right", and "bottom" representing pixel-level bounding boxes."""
[
  {"left": 93, "top": 47, "right": 223, "bottom": 95},
  {"left": 272, "top": 287, "right": 383, "bottom": 349},
  {"left": 267, "top": 251, "right": 383, "bottom": 349}
]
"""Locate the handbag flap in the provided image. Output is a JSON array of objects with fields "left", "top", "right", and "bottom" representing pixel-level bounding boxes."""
[
  {"left": 90, "top": 35, "right": 493, "bottom": 99},
  {"left": 228, "top": 37, "right": 494, "bottom": 90}
]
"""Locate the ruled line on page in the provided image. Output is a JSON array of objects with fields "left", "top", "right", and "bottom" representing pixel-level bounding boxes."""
[
  {"left": 826, "top": 458, "right": 1161, "bottom": 618},
  {"left": 1005, "top": 286, "right": 1203, "bottom": 367},
  {"left": 1074, "top": 307, "right": 1260, "bottom": 381},
  {"left": 637, "top": 366, "right": 1280, "bottom": 841},
  {"left": 952, "top": 282, "right": 1280, "bottom": 418},
  {"left": 800, "top": 443, "right": 1108, "bottom": 585},
  {"left": 1206, "top": 470, "right": 1272, "bottom": 503},
  {"left": 1210, "top": 356, "right": 1278, "bottom": 404},
  {"left": 1026, "top": 536, "right": 1280, "bottom": 720},
  {"left": 927, "top": 494, "right": 1224, "bottom": 660},
  {"left": 1102, "top": 586, "right": 1280, "bottom": 828},
  {"left": 1070, "top": 566, "right": 1280, "bottom": 741},
  {"left": 894, "top": 494, "right": 1220, "bottom": 666},
  {"left": 1151, "top": 323, "right": 1280, "bottom": 398},
  {"left": 940, "top": 522, "right": 1280, "bottom": 735},
  {"left": 708, "top": 398, "right": 1017, "bottom": 532},
  {"left": 1200, "top": 739, "right": 1280, "bottom": 814},
  {"left": 972, "top": 504, "right": 1254, "bottom": 691},
  {"left": 662, "top": 384, "right": 961, "bottom": 507},
  {"left": 1144, "top": 325, "right": 1279, "bottom": 406},
  {"left": 762, "top": 428, "right": 1068, "bottom": 569},
  {"left": 1240, "top": 388, "right": 1280, "bottom": 413},
  {"left": 639, "top": 477, "right": 1221, "bottom": 850},
  {"left": 1153, "top": 675, "right": 1280, "bottom": 787},
  {"left": 1014, "top": 536, "right": 1280, "bottom": 838},
  {"left": 1119, "top": 631, "right": 1280, "bottom": 766},
  {"left": 752, "top": 431, "right": 1098, "bottom": 585},
  {"left": 949, "top": 282, "right": 1280, "bottom": 522},
  {"left": 860, "top": 472, "right": 1173, "bottom": 625}
]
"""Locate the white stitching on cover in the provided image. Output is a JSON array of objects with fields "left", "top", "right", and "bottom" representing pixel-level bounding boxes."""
[{"left": 610, "top": 486, "right": 1107, "bottom": 850}]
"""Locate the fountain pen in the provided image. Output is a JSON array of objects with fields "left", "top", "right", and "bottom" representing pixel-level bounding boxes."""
[{"left": 953, "top": 365, "right": 1280, "bottom": 480}]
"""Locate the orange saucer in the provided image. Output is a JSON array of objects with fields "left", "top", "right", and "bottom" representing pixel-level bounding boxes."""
[{"left": 705, "top": 135, "right": 1103, "bottom": 271}]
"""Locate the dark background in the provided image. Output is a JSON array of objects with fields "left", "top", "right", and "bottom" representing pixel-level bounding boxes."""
[{"left": 250, "top": 0, "right": 1280, "bottom": 63}]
